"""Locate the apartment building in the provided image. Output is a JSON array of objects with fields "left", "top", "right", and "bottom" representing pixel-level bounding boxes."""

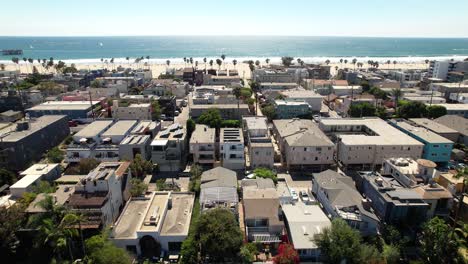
[
  {"left": 26, "top": 100, "right": 102, "bottom": 119},
  {"left": 151, "top": 123, "right": 187, "bottom": 172},
  {"left": 219, "top": 128, "right": 245, "bottom": 170},
  {"left": 253, "top": 69, "right": 296, "bottom": 83},
  {"left": 119, "top": 134, "right": 151, "bottom": 160},
  {"left": 200, "top": 167, "right": 238, "bottom": 212},
  {"left": 389, "top": 119, "right": 453, "bottom": 164},
  {"left": 0, "top": 115, "right": 70, "bottom": 171},
  {"left": 279, "top": 89, "right": 324, "bottom": 112},
  {"left": 9, "top": 163, "right": 61, "bottom": 198},
  {"left": 409, "top": 118, "right": 460, "bottom": 143},
  {"left": 312, "top": 170, "right": 379, "bottom": 236},
  {"left": 274, "top": 100, "right": 311, "bottom": 119},
  {"left": 189, "top": 124, "right": 216, "bottom": 166},
  {"left": 435, "top": 115, "right": 468, "bottom": 145},
  {"left": 433, "top": 104, "right": 468, "bottom": 118},
  {"left": 273, "top": 119, "right": 334, "bottom": 171},
  {"left": 243, "top": 116, "right": 274, "bottom": 169},
  {"left": 319, "top": 118, "right": 424, "bottom": 170}
]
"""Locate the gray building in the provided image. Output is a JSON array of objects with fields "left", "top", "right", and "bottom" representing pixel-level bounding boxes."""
[
  {"left": 435, "top": 115, "right": 468, "bottom": 145},
  {"left": 243, "top": 116, "right": 274, "bottom": 169},
  {"left": 0, "top": 115, "right": 70, "bottom": 171},
  {"left": 200, "top": 167, "right": 238, "bottom": 213},
  {"left": 119, "top": 134, "right": 151, "bottom": 160},
  {"left": 189, "top": 124, "right": 216, "bottom": 166},
  {"left": 151, "top": 123, "right": 187, "bottom": 172}
]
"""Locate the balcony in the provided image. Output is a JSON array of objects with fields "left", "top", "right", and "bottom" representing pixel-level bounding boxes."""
[{"left": 246, "top": 227, "right": 281, "bottom": 243}]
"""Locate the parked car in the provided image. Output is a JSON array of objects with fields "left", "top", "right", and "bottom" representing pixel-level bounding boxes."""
[
  {"left": 290, "top": 189, "right": 298, "bottom": 201},
  {"left": 299, "top": 191, "right": 310, "bottom": 202}
]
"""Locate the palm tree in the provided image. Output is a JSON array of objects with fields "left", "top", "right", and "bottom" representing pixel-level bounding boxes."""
[
  {"left": 203, "top": 57, "right": 207, "bottom": 72},
  {"left": 425, "top": 59, "right": 430, "bottom": 71},
  {"left": 216, "top": 59, "right": 222, "bottom": 71},
  {"left": 0, "top": 63, "right": 5, "bottom": 71},
  {"left": 296, "top": 58, "right": 301, "bottom": 65},
  {"left": 221, "top": 54, "right": 226, "bottom": 69},
  {"left": 183, "top": 57, "right": 187, "bottom": 67},
  {"left": 344, "top": 59, "right": 348, "bottom": 67},
  {"left": 255, "top": 60, "right": 260, "bottom": 67},
  {"left": 340, "top": 58, "right": 343, "bottom": 68},
  {"left": 209, "top": 59, "right": 214, "bottom": 69},
  {"left": 325, "top": 59, "right": 330, "bottom": 65},
  {"left": 352, "top": 58, "right": 357, "bottom": 70},
  {"left": 110, "top": 58, "right": 114, "bottom": 71},
  {"left": 386, "top": 60, "right": 391, "bottom": 70},
  {"left": 391, "top": 88, "right": 403, "bottom": 109},
  {"left": 146, "top": 55, "right": 150, "bottom": 70},
  {"left": 393, "top": 60, "right": 397, "bottom": 70},
  {"left": 232, "top": 59, "right": 237, "bottom": 69},
  {"left": 195, "top": 60, "right": 199, "bottom": 69},
  {"left": 125, "top": 56, "right": 130, "bottom": 68},
  {"left": 265, "top": 58, "right": 270, "bottom": 66},
  {"left": 189, "top": 57, "right": 193, "bottom": 67},
  {"left": 166, "top": 59, "right": 171, "bottom": 70}
]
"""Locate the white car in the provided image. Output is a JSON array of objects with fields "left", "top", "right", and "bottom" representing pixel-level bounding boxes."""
[
  {"left": 290, "top": 189, "right": 298, "bottom": 201},
  {"left": 300, "top": 191, "right": 310, "bottom": 202}
]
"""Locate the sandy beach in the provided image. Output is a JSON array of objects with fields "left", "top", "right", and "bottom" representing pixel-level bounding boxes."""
[{"left": 2, "top": 60, "right": 428, "bottom": 79}]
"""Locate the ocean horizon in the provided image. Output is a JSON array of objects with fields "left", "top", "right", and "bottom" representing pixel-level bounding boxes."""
[{"left": 1, "top": 36, "right": 468, "bottom": 64}]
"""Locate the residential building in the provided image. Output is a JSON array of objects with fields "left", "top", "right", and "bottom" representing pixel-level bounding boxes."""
[
  {"left": 433, "top": 103, "right": 468, "bottom": 118},
  {"left": 218, "top": 128, "right": 244, "bottom": 170},
  {"left": 143, "top": 79, "right": 189, "bottom": 99},
  {"left": 189, "top": 124, "right": 216, "bottom": 166},
  {"left": 381, "top": 158, "right": 452, "bottom": 218},
  {"left": 243, "top": 116, "right": 274, "bottom": 169},
  {"left": 151, "top": 123, "right": 187, "bottom": 172},
  {"left": 334, "top": 95, "right": 379, "bottom": 116},
  {"left": 26, "top": 100, "right": 102, "bottom": 119},
  {"left": 279, "top": 89, "right": 324, "bottom": 112},
  {"left": 429, "top": 60, "right": 468, "bottom": 80},
  {"left": 319, "top": 118, "right": 424, "bottom": 169},
  {"left": 0, "top": 90, "right": 24, "bottom": 113},
  {"left": 282, "top": 202, "right": 331, "bottom": 261},
  {"left": 431, "top": 83, "right": 468, "bottom": 100},
  {"left": 200, "top": 167, "right": 238, "bottom": 212},
  {"left": 435, "top": 115, "right": 468, "bottom": 145},
  {"left": 253, "top": 69, "right": 296, "bottom": 83},
  {"left": 409, "top": 118, "right": 460, "bottom": 143},
  {"left": 67, "top": 161, "right": 132, "bottom": 228},
  {"left": 242, "top": 178, "right": 284, "bottom": 246},
  {"left": 0, "top": 115, "right": 70, "bottom": 171},
  {"left": 203, "top": 74, "right": 242, "bottom": 86},
  {"left": 403, "top": 96, "right": 446, "bottom": 104},
  {"left": 259, "top": 82, "right": 298, "bottom": 91},
  {"left": 112, "top": 101, "right": 152, "bottom": 120},
  {"left": 312, "top": 170, "right": 379, "bottom": 235},
  {"left": 119, "top": 134, "right": 151, "bottom": 160},
  {"left": 10, "top": 163, "right": 61, "bottom": 198},
  {"left": 356, "top": 171, "right": 429, "bottom": 225},
  {"left": 274, "top": 100, "right": 311, "bottom": 119},
  {"left": 437, "top": 172, "right": 466, "bottom": 196},
  {"left": 332, "top": 85, "right": 362, "bottom": 96},
  {"left": 273, "top": 119, "right": 334, "bottom": 171},
  {"left": 131, "top": 120, "right": 161, "bottom": 138},
  {"left": 449, "top": 92, "right": 468, "bottom": 104},
  {"left": 389, "top": 119, "right": 453, "bottom": 164},
  {"left": 111, "top": 191, "right": 195, "bottom": 257},
  {"left": 188, "top": 89, "right": 250, "bottom": 119},
  {"left": 67, "top": 120, "right": 114, "bottom": 162}
]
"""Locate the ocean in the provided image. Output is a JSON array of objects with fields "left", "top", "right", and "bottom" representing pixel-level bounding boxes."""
[{"left": 1, "top": 36, "right": 468, "bottom": 64}]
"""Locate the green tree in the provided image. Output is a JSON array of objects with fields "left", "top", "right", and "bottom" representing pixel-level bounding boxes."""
[
  {"left": 90, "top": 79, "right": 101, "bottom": 88},
  {"left": 0, "top": 168, "right": 17, "bottom": 187},
  {"left": 76, "top": 158, "right": 100, "bottom": 174},
  {"left": 357, "top": 244, "right": 383, "bottom": 264},
  {"left": 315, "top": 218, "right": 362, "bottom": 264},
  {"left": 240, "top": 243, "right": 259, "bottom": 263},
  {"left": 426, "top": 105, "right": 447, "bottom": 119},
  {"left": 129, "top": 178, "right": 148, "bottom": 197},
  {"left": 348, "top": 102, "right": 377, "bottom": 117},
  {"left": 46, "top": 147, "right": 64, "bottom": 163},
  {"left": 420, "top": 217, "right": 461, "bottom": 264},
  {"left": 383, "top": 244, "right": 400, "bottom": 264},
  {"left": 186, "top": 118, "right": 196, "bottom": 139},
  {"left": 197, "top": 208, "right": 243, "bottom": 262},
  {"left": 262, "top": 104, "right": 276, "bottom": 121},
  {"left": 189, "top": 164, "right": 202, "bottom": 194},
  {"left": 281, "top": 56, "right": 294, "bottom": 67},
  {"left": 397, "top": 101, "right": 427, "bottom": 118},
  {"left": 0, "top": 204, "right": 26, "bottom": 259},
  {"left": 129, "top": 154, "right": 152, "bottom": 179},
  {"left": 368, "top": 87, "right": 388, "bottom": 100},
  {"left": 85, "top": 231, "right": 131, "bottom": 264},
  {"left": 32, "top": 181, "right": 56, "bottom": 194},
  {"left": 253, "top": 167, "right": 277, "bottom": 183},
  {"left": 150, "top": 99, "right": 162, "bottom": 120},
  {"left": 391, "top": 88, "right": 403, "bottom": 108},
  {"left": 197, "top": 108, "right": 223, "bottom": 128},
  {"left": 180, "top": 235, "right": 199, "bottom": 264}
]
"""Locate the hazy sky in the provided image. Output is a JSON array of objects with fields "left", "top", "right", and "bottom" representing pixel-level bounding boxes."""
[{"left": 2, "top": 0, "right": 468, "bottom": 37}]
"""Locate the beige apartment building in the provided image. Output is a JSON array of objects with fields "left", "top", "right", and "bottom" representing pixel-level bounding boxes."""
[
  {"left": 272, "top": 119, "right": 334, "bottom": 171},
  {"left": 243, "top": 116, "right": 274, "bottom": 169},
  {"left": 189, "top": 124, "right": 216, "bottom": 166},
  {"left": 319, "top": 118, "right": 424, "bottom": 169},
  {"left": 112, "top": 100, "right": 152, "bottom": 120}
]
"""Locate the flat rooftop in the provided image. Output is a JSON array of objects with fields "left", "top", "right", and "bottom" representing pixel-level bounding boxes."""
[
  {"left": 120, "top": 134, "right": 150, "bottom": 145},
  {"left": 0, "top": 115, "right": 67, "bottom": 142},
  {"left": 319, "top": 118, "right": 424, "bottom": 146},
  {"left": 221, "top": 128, "right": 243, "bottom": 143},
  {"left": 274, "top": 119, "right": 333, "bottom": 147},
  {"left": 243, "top": 116, "right": 268, "bottom": 131},
  {"left": 190, "top": 124, "right": 215, "bottom": 144},
  {"left": 391, "top": 120, "right": 453, "bottom": 144},
  {"left": 434, "top": 104, "right": 468, "bottom": 111},
  {"left": 101, "top": 120, "right": 137, "bottom": 137},
  {"left": 20, "top": 163, "right": 59, "bottom": 176},
  {"left": 112, "top": 192, "right": 194, "bottom": 239},
  {"left": 74, "top": 120, "right": 114, "bottom": 139},
  {"left": 280, "top": 89, "right": 324, "bottom": 98},
  {"left": 27, "top": 101, "right": 100, "bottom": 111},
  {"left": 409, "top": 118, "right": 458, "bottom": 135}
]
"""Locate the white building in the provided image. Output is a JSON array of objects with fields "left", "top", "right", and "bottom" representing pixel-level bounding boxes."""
[
  {"left": 9, "top": 164, "right": 61, "bottom": 198},
  {"left": 112, "top": 101, "right": 152, "bottom": 120},
  {"left": 279, "top": 89, "right": 324, "bottom": 112},
  {"left": 319, "top": 118, "right": 424, "bottom": 169},
  {"left": 449, "top": 93, "right": 468, "bottom": 104},
  {"left": 220, "top": 128, "right": 245, "bottom": 170},
  {"left": 111, "top": 191, "right": 195, "bottom": 257}
]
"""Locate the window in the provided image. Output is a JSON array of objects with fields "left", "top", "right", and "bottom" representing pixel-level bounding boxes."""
[
  {"left": 315, "top": 157, "right": 318, "bottom": 161},
  {"left": 316, "top": 147, "right": 322, "bottom": 151},
  {"left": 304, "top": 147, "right": 307, "bottom": 151},
  {"left": 433, "top": 144, "right": 439, "bottom": 148}
]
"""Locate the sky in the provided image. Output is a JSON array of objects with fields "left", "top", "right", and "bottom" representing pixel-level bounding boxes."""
[{"left": 1, "top": 0, "right": 468, "bottom": 37}]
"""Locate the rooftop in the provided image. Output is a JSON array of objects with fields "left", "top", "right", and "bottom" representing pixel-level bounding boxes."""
[
  {"left": 221, "top": 128, "right": 243, "bottom": 143},
  {"left": 273, "top": 119, "right": 333, "bottom": 147},
  {"left": 409, "top": 118, "right": 459, "bottom": 135},
  {"left": 27, "top": 100, "right": 100, "bottom": 111},
  {"left": 201, "top": 167, "right": 237, "bottom": 189},
  {"left": 190, "top": 124, "right": 215, "bottom": 144},
  {"left": 120, "top": 134, "right": 150, "bottom": 145},
  {"left": 74, "top": 120, "right": 114, "bottom": 139},
  {"left": 20, "top": 163, "right": 59, "bottom": 176},
  {"left": 243, "top": 116, "right": 268, "bottom": 131},
  {"left": 319, "top": 118, "right": 424, "bottom": 146},
  {"left": 435, "top": 115, "right": 468, "bottom": 136},
  {"left": 390, "top": 120, "right": 453, "bottom": 144},
  {"left": 282, "top": 203, "right": 331, "bottom": 249},
  {"left": 280, "top": 89, "right": 323, "bottom": 98},
  {"left": 0, "top": 115, "right": 67, "bottom": 142},
  {"left": 434, "top": 104, "right": 468, "bottom": 110},
  {"left": 101, "top": 120, "right": 137, "bottom": 138}
]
